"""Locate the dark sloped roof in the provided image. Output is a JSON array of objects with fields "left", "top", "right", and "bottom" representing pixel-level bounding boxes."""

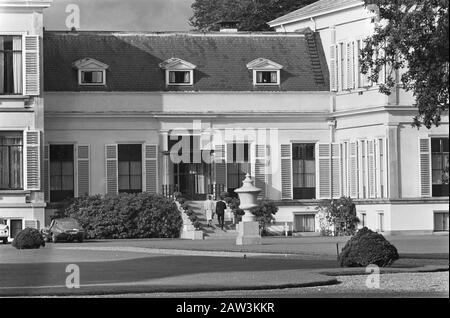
[
  {"left": 43, "top": 31, "right": 329, "bottom": 92},
  {"left": 269, "top": 0, "right": 362, "bottom": 26}
]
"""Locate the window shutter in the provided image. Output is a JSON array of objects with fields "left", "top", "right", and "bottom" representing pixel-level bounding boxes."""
[
  {"left": 342, "top": 43, "right": 348, "bottom": 90},
  {"left": 43, "top": 144, "right": 50, "bottom": 202},
  {"left": 347, "top": 42, "right": 354, "bottom": 89},
  {"left": 143, "top": 144, "right": 158, "bottom": 194},
  {"left": 349, "top": 142, "right": 358, "bottom": 198},
  {"left": 253, "top": 144, "right": 268, "bottom": 198},
  {"left": 329, "top": 44, "right": 338, "bottom": 91},
  {"left": 23, "top": 130, "right": 41, "bottom": 191},
  {"left": 316, "top": 143, "right": 331, "bottom": 199},
  {"left": 76, "top": 145, "right": 90, "bottom": 197},
  {"left": 280, "top": 144, "right": 292, "bottom": 200},
  {"left": 374, "top": 139, "right": 381, "bottom": 198},
  {"left": 214, "top": 144, "right": 227, "bottom": 189},
  {"left": 382, "top": 138, "right": 389, "bottom": 198},
  {"left": 331, "top": 143, "right": 341, "bottom": 198},
  {"left": 105, "top": 144, "right": 118, "bottom": 195},
  {"left": 367, "top": 140, "right": 376, "bottom": 198},
  {"left": 355, "top": 40, "right": 361, "bottom": 88},
  {"left": 23, "top": 35, "right": 40, "bottom": 96},
  {"left": 419, "top": 138, "right": 432, "bottom": 197}
]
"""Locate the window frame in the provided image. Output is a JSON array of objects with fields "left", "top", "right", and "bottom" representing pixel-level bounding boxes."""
[
  {"left": 0, "top": 131, "right": 23, "bottom": 190},
  {"left": 117, "top": 144, "right": 143, "bottom": 194},
  {"left": 293, "top": 213, "right": 316, "bottom": 233},
  {"left": 78, "top": 69, "right": 106, "bottom": 86},
  {"left": 166, "top": 70, "right": 194, "bottom": 86},
  {"left": 253, "top": 70, "right": 280, "bottom": 86},
  {"left": 49, "top": 144, "right": 75, "bottom": 202},
  {"left": 0, "top": 33, "right": 25, "bottom": 96},
  {"left": 292, "top": 143, "right": 316, "bottom": 200}
]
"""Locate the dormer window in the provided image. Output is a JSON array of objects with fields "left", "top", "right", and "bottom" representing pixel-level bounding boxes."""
[
  {"left": 246, "top": 58, "right": 283, "bottom": 86},
  {"left": 159, "top": 58, "right": 196, "bottom": 86},
  {"left": 72, "top": 58, "right": 109, "bottom": 86}
]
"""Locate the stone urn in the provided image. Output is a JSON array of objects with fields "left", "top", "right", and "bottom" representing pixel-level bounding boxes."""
[{"left": 235, "top": 174, "right": 262, "bottom": 245}]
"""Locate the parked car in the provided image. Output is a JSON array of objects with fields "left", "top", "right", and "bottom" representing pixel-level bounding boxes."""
[
  {"left": 0, "top": 218, "right": 9, "bottom": 244},
  {"left": 42, "top": 218, "right": 85, "bottom": 243}
]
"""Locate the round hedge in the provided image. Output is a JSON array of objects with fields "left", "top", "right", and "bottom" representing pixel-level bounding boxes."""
[
  {"left": 338, "top": 227, "right": 399, "bottom": 267},
  {"left": 12, "top": 228, "right": 45, "bottom": 250}
]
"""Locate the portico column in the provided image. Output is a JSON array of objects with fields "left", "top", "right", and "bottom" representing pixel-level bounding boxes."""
[
  {"left": 386, "top": 123, "right": 401, "bottom": 199},
  {"left": 160, "top": 130, "right": 170, "bottom": 192}
]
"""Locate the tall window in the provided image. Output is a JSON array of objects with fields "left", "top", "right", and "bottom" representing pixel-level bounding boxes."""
[
  {"left": 292, "top": 143, "right": 315, "bottom": 199},
  {"left": 0, "top": 36, "right": 23, "bottom": 95},
  {"left": 431, "top": 138, "right": 449, "bottom": 197},
  {"left": 378, "top": 139, "right": 385, "bottom": 198},
  {"left": 227, "top": 143, "right": 250, "bottom": 195},
  {"left": 361, "top": 141, "right": 367, "bottom": 198},
  {"left": 339, "top": 43, "right": 345, "bottom": 91},
  {"left": 0, "top": 132, "right": 23, "bottom": 190},
  {"left": 50, "top": 145, "right": 74, "bottom": 202},
  {"left": 118, "top": 144, "right": 142, "bottom": 193}
]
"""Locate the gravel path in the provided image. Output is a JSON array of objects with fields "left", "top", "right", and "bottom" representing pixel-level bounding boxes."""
[{"left": 104, "top": 271, "right": 449, "bottom": 298}]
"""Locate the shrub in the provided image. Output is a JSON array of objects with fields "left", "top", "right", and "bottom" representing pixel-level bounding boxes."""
[
  {"left": 12, "top": 228, "right": 45, "bottom": 249},
  {"left": 338, "top": 227, "right": 399, "bottom": 267},
  {"left": 62, "top": 193, "right": 183, "bottom": 239},
  {"left": 317, "top": 197, "right": 360, "bottom": 236},
  {"left": 250, "top": 199, "right": 278, "bottom": 236}
]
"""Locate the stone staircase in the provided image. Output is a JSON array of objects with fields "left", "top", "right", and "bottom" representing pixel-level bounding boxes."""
[{"left": 186, "top": 201, "right": 238, "bottom": 240}]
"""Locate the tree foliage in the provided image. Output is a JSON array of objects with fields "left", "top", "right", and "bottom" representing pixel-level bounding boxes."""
[
  {"left": 317, "top": 197, "right": 360, "bottom": 236},
  {"left": 360, "top": 0, "right": 449, "bottom": 128},
  {"left": 189, "top": 0, "right": 316, "bottom": 31}
]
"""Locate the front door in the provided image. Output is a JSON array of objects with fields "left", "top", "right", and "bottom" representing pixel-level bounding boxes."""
[
  {"left": 10, "top": 219, "right": 22, "bottom": 238},
  {"left": 174, "top": 163, "right": 210, "bottom": 200}
]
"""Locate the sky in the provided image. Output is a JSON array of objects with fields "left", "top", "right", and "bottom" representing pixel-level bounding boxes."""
[{"left": 44, "top": 0, "right": 195, "bottom": 31}]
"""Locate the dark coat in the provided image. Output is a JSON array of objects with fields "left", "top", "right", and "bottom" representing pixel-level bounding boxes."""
[{"left": 215, "top": 201, "right": 227, "bottom": 215}]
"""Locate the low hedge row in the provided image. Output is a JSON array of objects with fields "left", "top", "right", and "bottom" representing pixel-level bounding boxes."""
[{"left": 59, "top": 193, "right": 183, "bottom": 239}]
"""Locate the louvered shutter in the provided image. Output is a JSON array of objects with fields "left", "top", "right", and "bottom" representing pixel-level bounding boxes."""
[
  {"left": 367, "top": 140, "right": 376, "bottom": 198},
  {"left": 330, "top": 44, "right": 338, "bottom": 91},
  {"left": 105, "top": 144, "right": 118, "bottom": 195},
  {"left": 143, "top": 144, "right": 158, "bottom": 194},
  {"left": 76, "top": 145, "right": 90, "bottom": 197},
  {"left": 280, "top": 144, "right": 292, "bottom": 200},
  {"left": 214, "top": 144, "right": 227, "bottom": 189},
  {"left": 43, "top": 144, "right": 50, "bottom": 202},
  {"left": 341, "top": 143, "right": 348, "bottom": 197},
  {"left": 24, "top": 130, "right": 41, "bottom": 191},
  {"left": 316, "top": 143, "right": 331, "bottom": 199},
  {"left": 349, "top": 142, "right": 358, "bottom": 198},
  {"left": 347, "top": 42, "right": 354, "bottom": 89},
  {"left": 331, "top": 143, "right": 341, "bottom": 198},
  {"left": 419, "top": 138, "right": 432, "bottom": 197},
  {"left": 253, "top": 144, "right": 268, "bottom": 198},
  {"left": 23, "top": 35, "right": 40, "bottom": 96},
  {"left": 355, "top": 40, "right": 361, "bottom": 88}
]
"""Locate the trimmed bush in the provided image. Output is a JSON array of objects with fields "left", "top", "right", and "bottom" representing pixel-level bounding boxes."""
[
  {"left": 61, "top": 193, "right": 183, "bottom": 239},
  {"left": 250, "top": 199, "right": 278, "bottom": 236},
  {"left": 338, "top": 227, "right": 399, "bottom": 267},
  {"left": 12, "top": 228, "right": 45, "bottom": 249}
]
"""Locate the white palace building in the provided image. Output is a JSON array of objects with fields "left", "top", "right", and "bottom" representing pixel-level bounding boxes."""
[{"left": 0, "top": 0, "right": 448, "bottom": 240}]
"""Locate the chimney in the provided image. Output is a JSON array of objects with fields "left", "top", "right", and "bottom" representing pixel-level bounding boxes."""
[{"left": 218, "top": 20, "right": 239, "bottom": 33}]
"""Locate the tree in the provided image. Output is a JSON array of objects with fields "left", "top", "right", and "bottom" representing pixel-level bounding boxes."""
[
  {"left": 189, "top": 0, "right": 316, "bottom": 31},
  {"left": 360, "top": 0, "right": 449, "bottom": 128},
  {"left": 317, "top": 197, "right": 360, "bottom": 236}
]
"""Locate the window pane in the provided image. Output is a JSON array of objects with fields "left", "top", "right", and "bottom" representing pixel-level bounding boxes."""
[
  {"left": 130, "top": 175, "right": 142, "bottom": 190},
  {"left": 62, "top": 176, "right": 74, "bottom": 190},
  {"left": 50, "top": 176, "right": 61, "bottom": 190},
  {"left": 129, "top": 161, "right": 142, "bottom": 175},
  {"left": 118, "top": 176, "right": 129, "bottom": 190},
  {"left": 50, "top": 161, "right": 62, "bottom": 176},
  {"left": 431, "top": 138, "right": 441, "bottom": 152},
  {"left": 118, "top": 161, "right": 129, "bottom": 175},
  {"left": 62, "top": 161, "right": 74, "bottom": 176}
]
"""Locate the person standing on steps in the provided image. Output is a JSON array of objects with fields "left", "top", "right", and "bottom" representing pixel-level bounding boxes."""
[
  {"left": 215, "top": 196, "right": 227, "bottom": 230},
  {"left": 203, "top": 194, "right": 215, "bottom": 227}
]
